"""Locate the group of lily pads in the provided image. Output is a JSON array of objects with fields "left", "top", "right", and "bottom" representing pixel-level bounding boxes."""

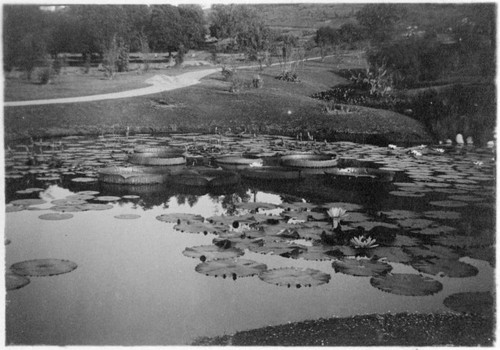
[{"left": 5, "top": 133, "right": 495, "bottom": 315}]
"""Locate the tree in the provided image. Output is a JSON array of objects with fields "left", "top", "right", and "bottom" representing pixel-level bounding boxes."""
[
  {"left": 356, "top": 4, "right": 406, "bottom": 43},
  {"left": 178, "top": 5, "right": 206, "bottom": 50},
  {"left": 146, "top": 5, "right": 183, "bottom": 55},
  {"left": 315, "top": 26, "right": 339, "bottom": 59}
]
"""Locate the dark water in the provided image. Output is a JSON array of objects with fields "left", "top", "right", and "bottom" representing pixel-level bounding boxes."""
[{"left": 4, "top": 134, "right": 496, "bottom": 345}]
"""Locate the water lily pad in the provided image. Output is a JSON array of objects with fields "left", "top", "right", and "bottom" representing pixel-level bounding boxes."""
[
  {"left": 320, "top": 202, "right": 363, "bottom": 211},
  {"left": 95, "top": 196, "right": 121, "bottom": 202},
  {"left": 183, "top": 245, "right": 244, "bottom": 261},
  {"left": 366, "top": 246, "right": 413, "bottom": 263},
  {"left": 398, "top": 219, "right": 436, "bottom": 231},
  {"left": 429, "top": 200, "right": 468, "bottom": 208},
  {"left": 249, "top": 241, "right": 308, "bottom": 258},
  {"left": 332, "top": 258, "right": 392, "bottom": 277},
  {"left": 447, "top": 195, "right": 484, "bottom": 202},
  {"left": 10, "top": 199, "right": 46, "bottom": 206},
  {"left": 6, "top": 205, "right": 24, "bottom": 213},
  {"left": 51, "top": 198, "right": 87, "bottom": 206},
  {"left": 71, "top": 177, "right": 98, "bottom": 183},
  {"left": 259, "top": 267, "right": 331, "bottom": 288},
  {"left": 6, "top": 272, "right": 31, "bottom": 291},
  {"left": 422, "top": 211, "right": 461, "bottom": 220},
  {"left": 389, "top": 191, "right": 425, "bottom": 198},
  {"left": 50, "top": 206, "right": 85, "bottom": 212},
  {"left": 39, "top": 213, "right": 74, "bottom": 220},
  {"left": 78, "top": 191, "right": 100, "bottom": 195},
  {"left": 174, "top": 220, "right": 219, "bottom": 234},
  {"left": 235, "top": 202, "right": 279, "bottom": 211},
  {"left": 443, "top": 292, "right": 493, "bottom": 316},
  {"left": 435, "top": 233, "right": 493, "bottom": 248},
  {"left": 10, "top": 259, "right": 78, "bottom": 277},
  {"left": 195, "top": 258, "right": 267, "bottom": 279},
  {"left": 411, "top": 258, "right": 478, "bottom": 278},
  {"left": 122, "top": 195, "right": 140, "bottom": 199},
  {"left": 350, "top": 221, "right": 398, "bottom": 231},
  {"left": 370, "top": 273, "right": 443, "bottom": 296},
  {"left": 66, "top": 194, "right": 95, "bottom": 201},
  {"left": 77, "top": 203, "right": 113, "bottom": 211},
  {"left": 380, "top": 210, "right": 419, "bottom": 220},
  {"left": 297, "top": 245, "right": 344, "bottom": 261},
  {"left": 156, "top": 213, "right": 204, "bottom": 224},
  {"left": 114, "top": 214, "right": 141, "bottom": 220},
  {"left": 405, "top": 245, "right": 459, "bottom": 260},
  {"left": 281, "top": 210, "right": 327, "bottom": 222},
  {"left": 279, "top": 202, "right": 318, "bottom": 211},
  {"left": 416, "top": 225, "right": 457, "bottom": 236}
]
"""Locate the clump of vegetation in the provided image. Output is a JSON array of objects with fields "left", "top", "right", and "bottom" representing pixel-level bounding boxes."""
[{"left": 275, "top": 71, "right": 299, "bottom": 83}]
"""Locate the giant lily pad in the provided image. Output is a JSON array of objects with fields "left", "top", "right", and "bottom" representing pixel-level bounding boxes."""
[
  {"left": 6, "top": 272, "right": 30, "bottom": 290},
  {"left": 365, "top": 246, "right": 413, "bottom": 264},
  {"left": 398, "top": 218, "right": 435, "bottom": 230},
  {"left": 332, "top": 258, "right": 392, "bottom": 277},
  {"left": 10, "top": 259, "right": 78, "bottom": 277},
  {"left": 443, "top": 292, "right": 493, "bottom": 316},
  {"left": 248, "top": 241, "right": 307, "bottom": 258},
  {"left": 411, "top": 258, "right": 478, "bottom": 278},
  {"left": 259, "top": 267, "right": 331, "bottom": 288},
  {"left": 6, "top": 205, "right": 24, "bottom": 213},
  {"left": 95, "top": 196, "right": 121, "bottom": 202},
  {"left": 370, "top": 273, "right": 443, "bottom": 296},
  {"left": 405, "top": 245, "right": 459, "bottom": 260},
  {"left": 183, "top": 245, "right": 244, "bottom": 261},
  {"left": 77, "top": 203, "right": 113, "bottom": 211},
  {"left": 156, "top": 213, "right": 204, "bottom": 224},
  {"left": 422, "top": 211, "right": 461, "bottom": 220},
  {"left": 235, "top": 202, "right": 279, "bottom": 211},
  {"left": 174, "top": 220, "right": 220, "bottom": 234},
  {"left": 10, "top": 199, "right": 46, "bottom": 206},
  {"left": 39, "top": 213, "right": 74, "bottom": 220},
  {"left": 380, "top": 210, "right": 419, "bottom": 220},
  {"left": 417, "top": 225, "right": 457, "bottom": 236},
  {"left": 114, "top": 214, "right": 141, "bottom": 220},
  {"left": 51, "top": 198, "right": 87, "bottom": 206},
  {"left": 195, "top": 258, "right": 267, "bottom": 279},
  {"left": 429, "top": 200, "right": 468, "bottom": 208}
]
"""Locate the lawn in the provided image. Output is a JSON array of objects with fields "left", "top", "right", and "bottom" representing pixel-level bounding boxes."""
[{"left": 3, "top": 54, "right": 432, "bottom": 145}]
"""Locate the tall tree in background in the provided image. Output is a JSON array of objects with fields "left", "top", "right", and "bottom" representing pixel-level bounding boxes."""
[
  {"left": 146, "top": 5, "right": 182, "bottom": 56},
  {"left": 356, "top": 4, "right": 406, "bottom": 43},
  {"left": 178, "top": 5, "right": 206, "bottom": 50}
]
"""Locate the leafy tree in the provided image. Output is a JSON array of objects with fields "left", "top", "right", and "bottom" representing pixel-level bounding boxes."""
[
  {"left": 146, "top": 5, "right": 183, "bottom": 55},
  {"left": 356, "top": 4, "right": 406, "bottom": 43},
  {"left": 178, "top": 5, "right": 206, "bottom": 50},
  {"left": 338, "top": 23, "right": 363, "bottom": 45},
  {"left": 315, "top": 26, "right": 339, "bottom": 58}
]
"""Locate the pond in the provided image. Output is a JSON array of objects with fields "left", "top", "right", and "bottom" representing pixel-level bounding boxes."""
[{"left": 4, "top": 133, "right": 495, "bottom": 345}]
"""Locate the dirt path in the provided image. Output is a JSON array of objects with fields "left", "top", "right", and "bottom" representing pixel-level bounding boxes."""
[
  {"left": 4, "top": 56, "right": 330, "bottom": 107},
  {"left": 4, "top": 68, "right": 220, "bottom": 107}
]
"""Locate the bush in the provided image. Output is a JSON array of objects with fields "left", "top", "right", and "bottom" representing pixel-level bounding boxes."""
[
  {"left": 275, "top": 71, "right": 300, "bottom": 82},
  {"left": 38, "top": 66, "right": 55, "bottom": 85}
]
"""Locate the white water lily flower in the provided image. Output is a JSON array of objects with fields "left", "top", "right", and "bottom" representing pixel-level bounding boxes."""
[
  {"left": 249, "top": 162, "right": 263, "bottom": 167},
  {"left": 326, "top": 207, "right": 348, "bottom": 228},
  {"left": 432, "top": 148, "right": 445, "bottom": 153},
  {"left": 388, "top": 144, "right": 398, "bottom": 149},
  {"left": 409, "top": 149, "right": 422, "bottom": 157},
  {"left": 350, "top": 236, "right": 379, "bottom": 249}
]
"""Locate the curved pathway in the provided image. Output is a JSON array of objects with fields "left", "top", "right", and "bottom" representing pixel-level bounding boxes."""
[
  {"left": 4, "top": 56, "right": 331, "bottom": 107},
  {"left": 4, "top": 68, "right": 220, "bottom": 107}
]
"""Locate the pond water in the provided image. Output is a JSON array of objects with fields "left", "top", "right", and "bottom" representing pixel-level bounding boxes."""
[{"left": 4, "top": 133, "right": 496, "bottom": 345}]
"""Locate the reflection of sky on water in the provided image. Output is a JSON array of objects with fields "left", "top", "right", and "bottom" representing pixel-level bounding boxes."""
[{"left": 5, "top": 185, "right": 495, "bottom": 345}]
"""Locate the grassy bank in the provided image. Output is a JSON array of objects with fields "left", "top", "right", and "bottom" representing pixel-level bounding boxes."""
[
  {"left": 193, "top": 312, "right": 494, "bottom": 346},
  {"left": 4, "top": 56, "right": 432, "bottom": 145}
]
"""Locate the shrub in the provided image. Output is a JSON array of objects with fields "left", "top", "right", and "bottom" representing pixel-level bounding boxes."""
[
  {"left": 275, "top": 71, "right": 300, "bottom": 82},
  {"left": 38, "top": 66, "right": 55, "bottom": 85}
]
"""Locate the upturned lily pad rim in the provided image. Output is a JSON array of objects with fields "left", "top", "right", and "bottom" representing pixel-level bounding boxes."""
[{"left": 10, "top": 259, "right": 78, "bottom": 277}]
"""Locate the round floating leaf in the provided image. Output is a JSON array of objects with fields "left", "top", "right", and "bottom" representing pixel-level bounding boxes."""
[
  {"left": 10, "top": 199, "right": 46, "bottom": 206},
  {"left": 430, "top": 200, "right": 468, "bottom": 208},
  {"left": 389, "top": 191, "right": 425, "bottom": 198},
  {"left": 156, "top": 213, "right": 204, "bottom": 224},
  {"left": 411, "top": 258, "right": 478, "bottom": 278},
  {"left": 114, "top": 214, "right": 141, "bottom": 220},
  {"left": 380, "top": 210, "right": 419, "bottom": 220},
  {"left": 183, "top": 245, "right": 244, "bottom": 261},
  {"left": 398, "top": 218, "right": 435, "bottom": 230},
  {"left": 6, "top": 272, "right": 30, "bottom": 291},
  {"left": 78, "top": 203, "right": 113, "bottom": 211},
  {"left": 10, "top": 259, "right": 78, "bottom": 277},
  {"left": 332, "top": 258, "right": 392, "bottom": 277},
  {"left": 249, "top": 241, "right": 308, "bottom": 258},
  {"left": 447, "top": 195, "right": 484, "bottom": 202},
  {"left": 51, "top": 198, "right": 87, "bottom": 206},
  {"left": 122, "top": 195, "right": 140, "bottom": 199},
  {"left": 78, "top": 191, "right": 100, "bottom": 195},
  {"left": 435, "top": 233, "right": 493, "bottom": 248},
  {"left": 39, "top": 213, "right": 74, "bottom": 220},
  {"left": 174, "top": 220, "right": 219, "bottom": 234},
  {"left": 370, "top": 273, "right": 443, "bottom": 296},
  {"left": 6, "top": 205, "right": 24, "bottom": 213},
  {"left": 195, "top": 258, "right": 267, "bottom": 279},
  {"left": 417, "top": 225, "right": 457, "bottom": 236},
  {"left": 71, "top": 177, "right": 97, "bottom": 183},
  {"left": 259, "top": 267, "right": 331, "bottom": 288},
  {"left": 444, "top": 292, "right": 493, "bottom": 316},
  {"left": 235, "top": 202, "right": 279, "bottom": 211},
  {"left": 366, "top": 246, "right": 413, "bottom": 264},
  {"left": 320, "top": 202, "right": 363, "bottom": 211},
  {"left": 50, "top": 205, "right": 84, "bottom": 212},
  {"left": 66, "top": 194, "right": 95, "bottom": 201},
  {"left": 422, "top": 211, "right": 461, "bottom": 220},
  {"left": 405, "top": 245, "right": 460, "bottom": 260},
  {"left": 95, "top": 196, "right": 121, "bottom": 202}
]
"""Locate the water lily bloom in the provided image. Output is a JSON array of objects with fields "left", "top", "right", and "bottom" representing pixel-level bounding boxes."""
[
  {"left": 326, "top": 207, "right": 348, "bottom": 228},
  {"left": 249, "top": 162, "right": 263, "bottom": 167},
  {"left": 350, "top": 236, "right": 379, "bottom": 249},
  {"left": 388, "top": 144, "right": 397, "bottom": 149}
]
